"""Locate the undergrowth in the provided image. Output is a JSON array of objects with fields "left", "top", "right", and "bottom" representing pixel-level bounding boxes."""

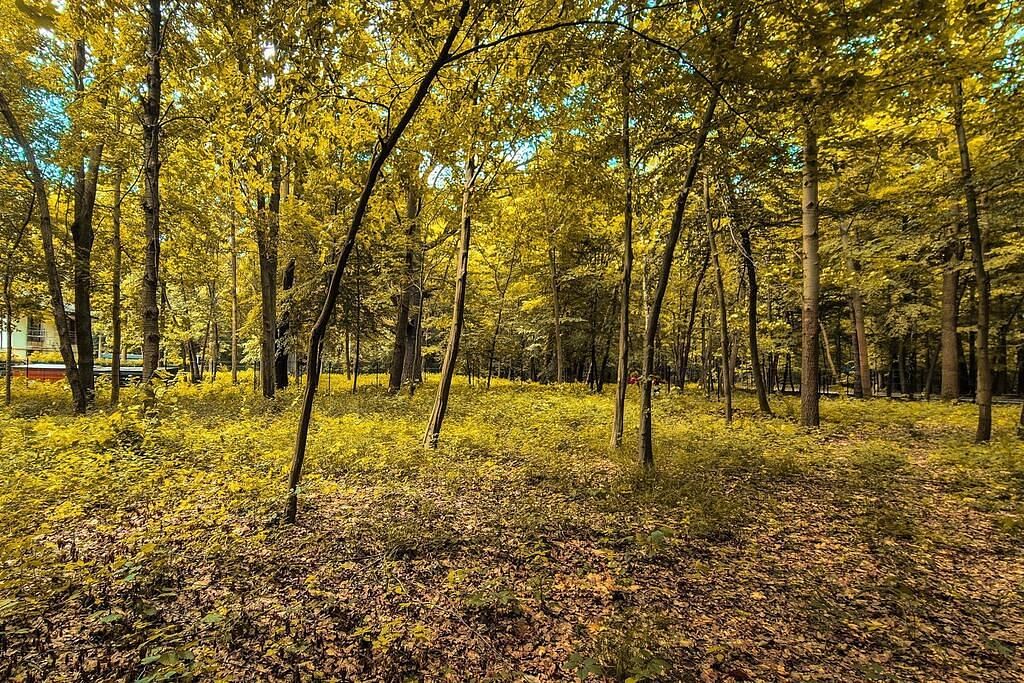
[{"left": 1, "top": 375, "right": 1021, "bottom": 681}]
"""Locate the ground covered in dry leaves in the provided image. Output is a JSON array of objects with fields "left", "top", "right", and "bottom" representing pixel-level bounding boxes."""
[{"left": 2, "top": 377, "right": 1023, "bottom": 681}]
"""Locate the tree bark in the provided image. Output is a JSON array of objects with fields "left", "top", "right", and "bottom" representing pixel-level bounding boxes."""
[
  {"left": 0, "top": 91, "right": 85, "bottom": 411},
  {"left": 388, "top": 179, "right": 418, "bottom": 394},
  {"left": 4, "top": 275, "right": 12, "bottom": 406},
  {"left": 275, "top": 257, "right": 294, "bottom": 389},
  {"left": 612, "top": 1, "right": 634, "bottom": 447},
  {"left": 638, "top": 91, "right": 720, "bottom": 468},
  {"left": 678, "top": 251, "right": 709, "bottom": 392},
  {"left": 424, "top": 151, "right": 476, "bottom": 447},
  {"left": 256, "top": 154, "right": 281, "bottom": 398},
  {"left": 285, "top": 0, "right": 469, "bottom": 523},
  {"left": 230, "top": 214, "right": 239, "bottom": 384},
  {"left": 940, "top": 224, "right": 961, "bottom": 400},
  {"left": 800, "top": 123, "right": 821, "bottom": 427},
  {"left": 141, "top": 0, "right": 162, "bottom": 383},
  {"left": 705, "top": 178, "right": 732, "bottom": 422},
  {"left": 839, "top": 217, "right": 871, "bottom": 398},
  {"left": 739, "top": 227, "right": 771, "bottom": 414},
  {"left": 111, "top": 168, "right": 123, "bottom": 405},
  {"left": 70, "top": 37, "right": 104, "bottom": 404},
  {"left": 549, "top": 244, "right": 563, "bottom": 383},
  {"left": 952, "top": 79, "right": 991, "bottom": 442}
]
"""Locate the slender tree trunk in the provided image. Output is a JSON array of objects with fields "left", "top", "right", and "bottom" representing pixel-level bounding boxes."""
[
  {"left": 800, "top": 123, "right": 821, "bottom": 427},
  {"left": 256, "top": 154, "right": 280, "bottom": 398},
  {"left": 678, "top": 252, "right": 709, "bottom": 392},
  {"left": 111, "top": 168, "right": 123, "bottom": 405},
  {"left": 952, "top": 79, "right": 991, "bottom": 442},
  {"left": 612, "top": 2, "right": 634, "bottom": 447},
  {"left": 740, "top": 226, "right": 771, "bottom": 414},
  {"left": 352, "top": 248, "right": 362, "bottom": 394},
  {"left": 4, "top": 275, "right": 12, "bottom": 406},
  {"left": 141, "top": 0, "right": 162, "bottom": 383},
  {"left": 389, "top": 177, "right": 419, "bottom": 393},
  {"left": 230, "top": 214, "right": 239, "bottom": 384},
  {"left": 285, "top": 0, "right": 469, "bottom": 522},
  {"left": 820, "top": 321, "right": 839, "bottom": 387},
  {"left": 486, "top": 265, "right": 515, "bottom": 389},
  {"left": 940, "top": 225, "right": 960, "bottom": 400},
  {"left": 425, "top": 152, "right": 475, "bottom": 447},
  {"left": 275, "top": 257, "right": 294, "bottom": 389},
  {"left": 705, "top": 178, "right": 732, "bottom": 422},
  {"left": 402, "top": 177, "right": 423, "bottom": 390},
  {"left": 70, "top": 38, "right": 104, "bottom": 405},
  {"left": 549, "top": 244, "right": 563, "bottom": 383},
  {"left": 0, "top": 92, "right": 84, "bottom": 410},
  {"left": 839, "top": 217, "right": 871, "bottom": 398},
  {"left": 638, "top": 91, "right": 720, "bottom": 468}
]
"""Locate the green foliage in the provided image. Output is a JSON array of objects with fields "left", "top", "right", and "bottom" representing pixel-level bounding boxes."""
[{"left": 1, "top": 379, "right": 1022, "bottom": 678}]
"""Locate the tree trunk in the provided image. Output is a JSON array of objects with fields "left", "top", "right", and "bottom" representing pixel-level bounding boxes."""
[
  {"left": 952, "top": 79, "right": 991, "bottom": 442},
  {"left": 740, "top": 226, "right": 771, "bottom": 414},
  {"left": 352, "top": 247, "right": 362, "bottom": 394},
  {"left": 940, "top": 226, "right": 960, "bottom": 400},
  {"left": 275, "top": 257, "right": 294, "bottom": 389},
  {"left": 141, "top": 0, "right": 162, "bottom": 383},
  {"left": 230, "top": 214, "right": 239, "bottom": 384},
  {"left": 705, "top": 178, "right": 732, "bottom": 422},
  {"left": 678, "top": 251, "right": 709, "bottom": 392},
  {"left": 820, "top": 320, "right": 839, "bottom": 387},
  {"left": 0, "top": 91, "right": 85, "bottom": 411},
  {"left": 800, "top": 123, "right": 821, "bottom": 427},
  {"left": 403, "top": 177, "right": 424, "bottom": 391},
  {"left": 839, "top": 217, "right": 871, "bottom": 398},
  {"left": 638, "top": 91, "right": 720, "bottom": 468},
  {"left": 424, "top": 151, "right": 476, "bottom": 447},
  {"left": 486, "top": 261, "right": 515, "bottom": 390},
  {"left": 549, "top": 244, "right": 563, "bottom": 383},
  {"left": 612, "top": 3, "right": 634, "bottom": 447},
  {"left": 4, "top": 275, "right": 12, "bottom": 406},
  {"left": 256, "top": 154, "right": 280, "bottom": 398},
  {"left": 285, "top": 0, "right": 469, "bottom": 523},
  {"left": 70, "top": 37, "right": 104, "bottom": 405},
  {"left": 111, "top": 168, "right": 123, "bottom": 405}
]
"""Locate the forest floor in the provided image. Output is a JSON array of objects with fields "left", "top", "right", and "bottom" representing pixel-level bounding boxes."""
[{"left": 1, "top": 377, "right": 1023, "bottom": 682}]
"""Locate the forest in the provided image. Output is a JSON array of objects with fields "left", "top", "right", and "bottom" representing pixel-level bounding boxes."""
[{"left": 1, "top": 0, "right": 1023, "bottom": 680}]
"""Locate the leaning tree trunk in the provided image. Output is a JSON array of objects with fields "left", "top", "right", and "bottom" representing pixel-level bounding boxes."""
[
  {"left": 612, "top": 2, "right": 634, "bottom": 447},
  {"left": 424, "top": 151, "right": 476, "bottom": 448},
  {"left": 638, "top": 91, "right": 720, "bottom": 468},
  {"left": 111, "top": 168, "right": 123, "bottom": 406},
  {"left": 141, "top": 0, "right": 162, "bottom": 382},
  {"left": 0, "top": 91, "right": 84, "bottom": 411},
  {"left": 952, "top": 79, "right": 991, "bottom": 442},
  {"left": 285, "top": 0, "right": 469, "bottom": 523},
  {"left": 800, "top": 122, "right": 821, "bottom": 427},
  {"left": 740, "top": 226, "right": 772, "bottom": 414}
]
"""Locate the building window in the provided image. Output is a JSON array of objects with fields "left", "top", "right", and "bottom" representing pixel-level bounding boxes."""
[{"left": 27, "top": 316, "right": 45, "bottom": 344}]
